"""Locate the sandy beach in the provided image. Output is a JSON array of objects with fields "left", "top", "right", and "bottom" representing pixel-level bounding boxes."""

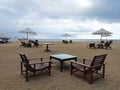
[{"left": 0, "top": 41, "right": 120, "bottom": 90}]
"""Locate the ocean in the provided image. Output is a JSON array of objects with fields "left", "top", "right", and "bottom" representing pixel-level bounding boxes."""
[{"left": 38, "top": 39, "right": 120, "bottom": 42}]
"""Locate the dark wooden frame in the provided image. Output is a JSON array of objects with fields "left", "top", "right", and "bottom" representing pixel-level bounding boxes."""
[
  {"left": 19, "top": 52, "right": 51, "bottom": 81},
  {"left": 20, "top": 42, "right": 32, "bottom": 48},
  {"left": 71, "top": 54, "right": 107, "bottom": 84},
  {"left": 88, "top": 43, "right": 96, "bottom": 49},
  {"left": 104, "top": 40, "right": 112, "bottom": 49}
]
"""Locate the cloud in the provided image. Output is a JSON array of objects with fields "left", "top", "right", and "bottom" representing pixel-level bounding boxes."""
[{"left": 0, "top": 0, "right": 120, "bottom": 39}]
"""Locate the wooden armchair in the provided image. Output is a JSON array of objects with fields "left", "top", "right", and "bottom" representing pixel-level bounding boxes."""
[
  {"left": 71, "top": 54, "right": 107, "bottom": 84},
  {"left": 19, "top": 52, "right": 51, "bottom": 81}
]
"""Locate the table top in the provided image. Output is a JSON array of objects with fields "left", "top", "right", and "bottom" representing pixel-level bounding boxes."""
[
  {"left": 50, "top": 54, "right": 77, "bottom": 60},
  {"left": 43, "top": 43, "right": 53, "bottom": 45}
]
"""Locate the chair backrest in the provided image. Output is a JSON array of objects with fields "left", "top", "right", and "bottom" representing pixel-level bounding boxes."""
[
  {"left": 89, "top": 43, "right": 95, "bottom": 48},
  {"left": 33, "top": 41, "right": 39, "bottom": 46},
  {"left": 104, "top": 40, "right": 112, "bottom": 48},
  {"left": 90, "top": 54, "right": 107, "bottom": 70},
  {"left": 19, "top": 52, "right": 34, "bottom": 72},
  {"left": 30, "top": 40, "right": 39, "bottom": 47}
]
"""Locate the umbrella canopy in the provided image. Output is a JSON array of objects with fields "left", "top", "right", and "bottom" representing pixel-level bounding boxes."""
[
  {"left": 0, "top": 32, "right": 4, "bottom": 37},
  {"left": 102, "top": 34, "right": 112, "bottom": 40},
  {"left": 19, "top": 27, "right": 37, "bottom": 40},
  {"left": 62, "top": 33, "right": 70, "bottom": 39},
  {"left": 92, "top": 28, "right": 113, "bottom": 41}
]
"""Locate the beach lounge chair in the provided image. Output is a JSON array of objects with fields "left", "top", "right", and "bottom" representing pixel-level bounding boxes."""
[
  {"left": 104, "top": 40, "right": 112, "bottom": 49},
  {"left": 33, "top": 41, "right": 39, "bottom": 47},
  {"left": 29, "top": 40, "right": 42, "bottom": 47},
  {"left": 88, "top": 43, "right": 96, "bottom": 48},
  {"left": 20, "top": 42, "right": 27, "bottom": 47},
  {"left": 70, "top": 54, "right": 107, "bottom": 84},
  {"left": 19, "top": 52, "right": 51, "bottom": 81},
  {"left": 32, "top": 40, "right": 40, "bottom": 47},
  {"left": 96, "top": 43, "right": 104, "bottom": 49},
  {"left": 20, "top": 42, "right": 32, "bottom": 47},
  {"left": 62, "top": 40, "right": 69, "bottom": 44}
]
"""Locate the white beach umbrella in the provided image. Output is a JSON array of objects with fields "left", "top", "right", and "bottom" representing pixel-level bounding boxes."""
[
  {"left": 92, "top": 28, "right": 113, "bottom": 41},
  {"left": 0, "top": 32, "right": 4, "bottom": 37},
  {"left": 102, "top": 34, "right": 112, "bottom": 40},
  {"left": 19, "top": 27, "right": 37, "bottom": 40},
  {"left": 62, "top": 33, "right": 70, "bottom": 39}
]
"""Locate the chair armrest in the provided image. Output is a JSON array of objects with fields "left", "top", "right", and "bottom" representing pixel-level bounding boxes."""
[
  {"left": 82, "top": 58, "right": 92, "bottom": 64},
  {"left": 71, "top": 61, "right": 90, "bottom": 68},
  {"left": 28, "top": 58, "right": 43, "bottom": 61},
  {"left": 83, "top": 58, "right": 92, "bottom": 61},
  {"left": 40, "top": 60, "right": 51, "bottom": 63},
  {"left": 30, "top": 60, "right": 51, "bottom": 65}
]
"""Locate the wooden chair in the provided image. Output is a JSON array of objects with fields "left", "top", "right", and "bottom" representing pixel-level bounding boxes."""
[
  {"left": 62, "top": 40, "right": 68, "bottom": 44},
  {"left": 33, "top": 42, "right": 39, "bottom": 47},
  {"left": 19, "top": 52, "right": 51, "bottom": 81},
  {"left": 20, "top": 42, "right": 32, "bottom": 48},
  {"left": 104, "top": 40, "right": 112, "bottom": 49},
  {"left": 20, "top": 42, "right": 27, "bottom": 47},
  {"left": 29, "top": 40, "right": 42, "bottom": 47},
  {"left": 32, "top": 41, "right": 40, "bottom": 47},
  {"left": 71, "top": 54, "right": 107, "bottom": 84},
  {"left": 88, "top": 43, "right": 96, "bottom": 49}
]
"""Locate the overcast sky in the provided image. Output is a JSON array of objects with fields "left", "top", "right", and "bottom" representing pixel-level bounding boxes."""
[{"left": 0, "top": 0, "right": 120, "bottom": 39}]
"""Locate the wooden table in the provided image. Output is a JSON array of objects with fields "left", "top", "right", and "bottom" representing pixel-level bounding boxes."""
[
  {"left": 50, "top": 54, "right": 77, "bottom": 72},
  {"left": 43, "top": 43, "right": 53, "bottom": 52}
]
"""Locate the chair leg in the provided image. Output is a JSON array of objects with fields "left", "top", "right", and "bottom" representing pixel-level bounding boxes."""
[
  {"left": 25, "top": 69, "right": 28, "bottom": 81},
  {"left": 83, "top": 66, "right": 86, "bottom": 79},
  {"left": 48, "top": 67, "right": 51, "bottom": 76},
  {"left": 103, "top": 64, "right": 105, "bottom": 78},
  {"left": 71, "top": 62, "right": 73, "bottom": 75},
  {"left": 20, "top": 62, "right": 23, "bottom": 75},
  {"left": 49, "top": 62, "right": 51, "bottom": 76},
  {"left": 90, "top": 68, "right": 93, "bottom": 84},
  {"left": 33, "top": 65, "right": 36, "bottom": 76},
  {"left": 71, "top": 67, "right": 73, "bottom": 75}
]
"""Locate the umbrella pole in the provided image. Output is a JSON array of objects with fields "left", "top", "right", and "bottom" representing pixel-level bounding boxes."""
[
  {"left": 101, "top": 34, "right": 102, "bottom": 41},
  {"left": 27, "top": 33, "right": 28, "bottom": 40}
]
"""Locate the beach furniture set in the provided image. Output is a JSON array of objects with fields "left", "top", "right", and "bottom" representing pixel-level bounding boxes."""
[
  {"left": 20, "top": 41, "right": 54, "bottom": 52},
  {"left": 88, "top": 40, "right": 112, "bottom": 49},
  {"left": 19, "top": 53, "right": 107, "bottom": 84},
  {"left": 62, "top": 40, "right": 72, "bottom": 44},
  {"left": 20, "top": 40, "right": 40, "bottom": 48}
]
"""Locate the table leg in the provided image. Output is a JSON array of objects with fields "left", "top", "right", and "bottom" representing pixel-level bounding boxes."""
[
  {"left": 75, "top": 57, "right": 77, "bottom": 61},
  {"left": 60, "top": 61, "right": 63, "bottom": 72},
  {"left": 44, "top": 45, "right": 51, "bottom": 52},
  {"left": 46, "top": 45, "right": 48, "bottom": 51}
]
